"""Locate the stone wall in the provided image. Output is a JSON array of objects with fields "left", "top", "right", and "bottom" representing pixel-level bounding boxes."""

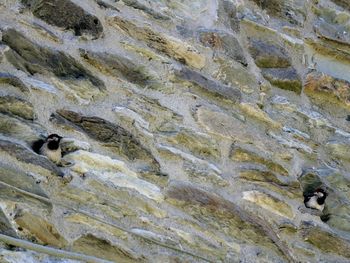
[{"left": 0, "top": 0, "right": 350, "bottom": 262}]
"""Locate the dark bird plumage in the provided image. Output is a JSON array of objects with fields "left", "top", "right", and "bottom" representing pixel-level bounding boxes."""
[
  {"left": 304, "top": 188, "right": 328, "bottom": 211},
  {"left": 32, "top": 138, "right": 45, "bottom": 154},
  {"left": 32, "top": 134, "right": 63, "bottom": 164}
]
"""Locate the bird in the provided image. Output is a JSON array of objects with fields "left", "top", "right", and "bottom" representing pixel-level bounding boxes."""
[
  {"left": 32, "top": 134, "right": 63, "bottom": 164},
  {"left": 304, "top": 188, "right": 328, "bottom": 211}
]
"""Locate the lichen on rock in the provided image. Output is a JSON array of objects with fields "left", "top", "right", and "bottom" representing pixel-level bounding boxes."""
[{"left": 1, "top": 0, "right": 350, "bottom": 262}]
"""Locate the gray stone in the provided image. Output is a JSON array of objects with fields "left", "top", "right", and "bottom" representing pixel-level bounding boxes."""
[
  {"left": 199, "top": 30, "right": 247, "bottom": 66},
  {"left": 261, "top": 67, "right": 302, "bottom": 94},
  {"left": 0, "top": 73, "right": 29, "bottom": 93},
  {"left": 326, "top": 140, "right": 350, "bottom": 163},
  {"left": 219, "top": 0, "right": 240, "bottom": 32},
  {"left": 331, "top": 0, "right": 350, "bottom": 11},
  {"left": 21, "top": 0, "right": 103, "bottom": 38},
  {"left": 248, "top": 39, "right": 291, "bottom": 68},
  {"left": 2, "top": 29, "right": 105, "bottom": 90},
  {"left": 314, "top": 20, "right": 350, "bottom": 47},
  {"left": 0, "top": 163, "right": 51, "bottom": 211},
  {"left": 95, "top": 0, "right": 120, "bottom": 11},
  {"left": 0, "top": 96, "right": 35, "bottom": 120},
  {"left": 55, "top": 110, "right": 161, "bottom": 174},
  {"left": 0, "top": 139, "right": 64, "bottom": 177},
  {"left": 251, "top": 0, "right": 305, "bottom": 25},
  {"left": 300, "top": 221, "right": 350, "bottom": 259},
  {"left": 0, "top": 114, "right": 42, "bottom": 144},
  {"left": 230, "top": 144, "right": 289, "bottom": 176},
  {"left": 0, "top": 208, "right": 17, "bottom": 237},
  {"left": 108, "top": 16, "right": 206, "bottom": 69},
  {"left": 79, "top": 49, "right": 154, "bottom": 86},
  {"left": 166, "top": 181, "right": 292, "bottom": 262},
  {"left": 73, "top": 234, "right": 144, "bottom": 262},
  {"left": 22, "top": 21, "right": 61, "bottom": 43},
  {"left": 122, "top": 0, "right": 169, "bottom": 20},
  {"left": 174, "top": 66, "right": 241, "bottom": 103}
]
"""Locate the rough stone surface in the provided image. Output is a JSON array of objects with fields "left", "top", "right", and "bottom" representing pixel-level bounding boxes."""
[
  {"left": 248, "top": 38, "right": 302, "bottom": 93},
  {"left": 174, "top": 66, "right": 241, "bottom": 103},
  {"left": 251, "top": 0, "right": 306, "bottom": 25},
  {"left": 1, "top": 0, "right": 350, "bottom": 262},
  {"left": 56, "top": 109, "right": 161, "bottom": 173},
  {"left": 109, "top": 16, "right": 206, "bottom": 69},
  {"left": 0, "top": 73, "right": 29, "bottom": 93},
  {"left": 15, "top": 212, "right": 67, "bottom": 248},
  {"left": 248, "top": 39, "right": 291, "bottom": 68},
  {"left": 21, "top": 0, "right": 103, "bottom": 38},
  {"left": 199, "top": 31, "right": 247, "bottom": 66},
  {"left": 305, "top": 72, "right": 350, "bottom": 110},
  {"left": 80, "top": 49, "right": 154, "bottom": 86},
  {"left": 331, "top": 0, "right": 350, "bottom": 11},
  {"left": 0, "top": 139, "right": 64, "bottom": 177},
  {"left": 262, "top": 67, "right": 302, "bottom": 94},
  {"left": 2, "top": 29, "right": 105, "bottom": 90},
  {"left": 121, "top": 0, "right": 170, "bottom": 21},
  {"left": 0, "top": 96, "right": 35, "bottom": 120}
]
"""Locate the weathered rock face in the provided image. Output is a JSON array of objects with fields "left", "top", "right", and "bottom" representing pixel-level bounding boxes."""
[
  {"left": 2, "top": 29, "right": 105, "bottom": 90},
  {"left": 199, "top": 30, "right": 247, "bottom": 66},
  {"left": 248, "top": 39, "right": 302, "bottom": 93},
  {"left": 0, "top": 96, "right": 35, "bottom": 120},
  {"left": 174, "top": 66, "right": 242, "bottom": 103},
  {"left": 108, "top": 16, "right": 206, "bottom": 69},
  {"left": 305, "top": 72, "right": 350, "bottom": 110},
  {"left": 79, "top": 49, "right": 154, "bottom": 86},
  {"left": 21, "top": 0, "right": 103, "bottom": 38},
  {"left": 0, "top": 73, "right": 29, "bottom": 93},
  {"left": 1, "top": 0, "right": 350, "bottom": 262},
  {"left": 55, "top": 109, "right": 161, "bottom": 174}
]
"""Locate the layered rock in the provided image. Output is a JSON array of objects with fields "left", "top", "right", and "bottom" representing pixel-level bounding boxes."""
[
  {"left": 0, "top": 0, "right": 350, "bottom": 262},
  {"left": 2, "top": 29, "right": 105, "bottom": 90},
  {"left": 21, "top": 0, "right": 103, "bottom": 38},
  {"left": 248, "top": 39, "right": 302, "bottom": 94}
]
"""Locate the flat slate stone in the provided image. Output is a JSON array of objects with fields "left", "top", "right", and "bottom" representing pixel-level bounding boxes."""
[
  {"left": 80, "top": 49, "right": 154, "bottom": 86},
  {"left": 122, "top": 0, "right": 170, "bottom": 20},
  {"left": 0, "top": 72, "right": 29, "bottom": 93},
  {"left": 199, "top": 30, "right": 247, "bottom": 66},
  {"left": 2, "top": 29, "right": 105, "bottom": 90},
  {"left": 262, "top": 67, "right": 302, "bottom": 94},
  {"left": 21, "top": 0, "right": 103, "bottom": 38},
  {"left": 56, "top": 110, "right": 161, "bottom": 173},
  {"left": 0, "top": 139, "right": 64, "bottom": 177},
  {"left": 305, "top": 72, "right": 350, "bottom": 109},
  {"left": 248, "top": 39, "right": 291, "bottom": 68},
  {"left": 174, "top": 66, "right": 241, "bottom": 103},
  {"left": 0, "top": 163, "right": 48, "bottom": 198},
  {"left": 0, "top": 95, "right": 35, "bottom": 120}
]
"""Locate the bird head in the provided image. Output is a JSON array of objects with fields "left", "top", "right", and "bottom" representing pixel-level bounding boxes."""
[
  {"left": 314, "top": 188, "right": 327, "bottom": 198},
  {"left": 46, "top": 134, "right": 63, "bottom": 143}
]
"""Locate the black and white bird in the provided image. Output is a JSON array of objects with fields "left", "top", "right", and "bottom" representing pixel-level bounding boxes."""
[
  {"left": 32, "top": 134, "right": 63, "bottom": 164},
  {"left": 304, "top": 188, "right": 328, "bottom": 211}
]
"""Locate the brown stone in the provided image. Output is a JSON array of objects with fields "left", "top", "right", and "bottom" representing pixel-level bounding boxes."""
[
  {"left": 109, "top": 16, "right": 205, "bottom": 69},
  {"left": 15, "top": 212, "right": 67, "bottom": 248},
  {"left": 73, "top": 234, "right": 144, "bottom": 263},
  {"left": 301, "top": 222, "right": 350, "bottom": 258},
  {"left": 304, "top": 72, "right": 350, "bottom": 109}
]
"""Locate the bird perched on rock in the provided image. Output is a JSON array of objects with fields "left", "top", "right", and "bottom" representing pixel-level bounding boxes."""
[
  {"left": 304, "top": 188, "right": 327, "bottom": 211},
  {"left": 32, "top": 134, "right": 63, "bottom": 164}
]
